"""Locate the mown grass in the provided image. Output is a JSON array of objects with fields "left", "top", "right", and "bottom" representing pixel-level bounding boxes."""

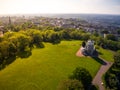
[
  {"left": 0, "top": 40, "right": 113, "bottom": 90},
  {"left": 97, "top": 47, "right": 114, "bottom": 62}
]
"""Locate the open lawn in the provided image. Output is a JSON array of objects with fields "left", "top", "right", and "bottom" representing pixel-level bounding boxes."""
[
  {"left": 0, "top": 41, "right": 113, "bottom": 90},
  {"left": 97, "top": 47, "right": 114, "bottom": 62}
]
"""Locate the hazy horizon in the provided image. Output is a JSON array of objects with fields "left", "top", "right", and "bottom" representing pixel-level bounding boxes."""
[
  {"left": 0, "top": 0, "right": 120, "bottom": 15},
  {"left": 0, "top": 13, "right": 119, "bottom": 16}
]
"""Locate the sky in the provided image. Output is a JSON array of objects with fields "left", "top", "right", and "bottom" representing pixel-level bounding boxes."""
[{"left": 0, "top": 0, "right": 120, "bottom": 15}]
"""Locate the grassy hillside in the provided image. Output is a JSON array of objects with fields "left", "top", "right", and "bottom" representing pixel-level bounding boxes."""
[
  {"left": 0, "top": 41, "right": 113, "bottom": 90},
  {"left": 98, "top": 47, "right": 114, "bottom": 62}
]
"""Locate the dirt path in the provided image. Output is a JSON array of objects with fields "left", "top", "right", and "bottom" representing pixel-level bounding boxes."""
[
  {"left": 76, "top": 48, "right": 84, "bottom": 57},
  {"left": 76, "top": 48, "right": 113, "bottom": 90},
  {"left": 92, "top": 58, "right": 113, "bottom": 90}
]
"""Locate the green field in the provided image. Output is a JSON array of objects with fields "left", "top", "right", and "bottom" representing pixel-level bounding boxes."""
[
  {"left": 0, "top": 41, "right": 113, "bottom": 90},
  {"left": 97, "top": 47, "right": 114, "bottom": 62}
]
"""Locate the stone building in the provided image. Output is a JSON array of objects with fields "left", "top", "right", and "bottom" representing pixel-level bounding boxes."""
[
  {"left": 85, "top": 40, "right": 95, "bottom": 55},
  {"left": 81, "top": 40, "right": 95, "bottom": 56}
]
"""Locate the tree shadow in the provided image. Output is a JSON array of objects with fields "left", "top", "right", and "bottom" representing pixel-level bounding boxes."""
[
  {"left": 90, "top": 85, "right": 98, "bottom": 90},
  {"left": 83, "top": 50, "right": 99, "bottom": 57},
  {"left": 0, "top": 56, "right": 16, "bottom": 70},
  {"left": 98, "top": 52, "right": 103, "bottom": 55},
  {"left": 92, "top": 50, "right": 99, "bottom": 57},
  {"left": 92, "top": 57, "right": 107, "bottom": 65},
  {"left": 0, "top": 50, "right": 33, "bottom": 70}
]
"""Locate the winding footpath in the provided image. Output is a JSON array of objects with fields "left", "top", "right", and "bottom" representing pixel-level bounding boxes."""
[
  {"left": 76, "top": 48, "right": 113, "bottom": 90},
  {"left": 92, "top": 58, "right": 113, "bottom": 90}
]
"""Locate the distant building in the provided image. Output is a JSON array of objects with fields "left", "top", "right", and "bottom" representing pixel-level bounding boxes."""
[
  {"left": 0, "top": 26, "right": 4, "bottom": 37},
  {"left": 104, "top": 34, "right": 107, "bottom": 38},
  {"left": 9, "top": 16, "right": 11, "bottom": 25},
  {"left": 33, "top": 22, "right": 40, "bottom": 27}
]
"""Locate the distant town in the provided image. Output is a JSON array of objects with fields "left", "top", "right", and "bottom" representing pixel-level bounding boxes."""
[{"left": 0, "top": 14, "right": 120, "bottom": 39}]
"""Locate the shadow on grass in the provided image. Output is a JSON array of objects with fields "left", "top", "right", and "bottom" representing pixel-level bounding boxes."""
[
  {"left": 0, "top": 50, "right": 33, "bottom": 70},
  {"left": 90, "top": 85, "right": 98, "bottom": 90},
  {"left": 98, "top": 52, "right": 103, "bottom": 55},
  {"left": 0, "top": 56, "right": 16, "bottom": 70},
  {"left": 92, "top": 57, "right": 107, "bottom": 65}
]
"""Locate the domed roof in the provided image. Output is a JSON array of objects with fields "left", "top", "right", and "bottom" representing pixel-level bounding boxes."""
[{"left": 87, "top": 40, "right": 94, "bottom": 45}]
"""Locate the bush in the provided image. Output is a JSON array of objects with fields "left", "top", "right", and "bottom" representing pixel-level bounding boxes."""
[
  {"left": 69, "top": 67, "right": 92, "bottom": 90},
  {"left": 57, "top": 79, "right": 84, "bottom": 90}
]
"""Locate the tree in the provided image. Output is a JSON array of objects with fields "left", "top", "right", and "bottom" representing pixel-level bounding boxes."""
[
  {"left": 54, "top": 27, "right": 63, "bottom": 31},
  {"left": 0, "top": 41, "right": 10, "bottom": 59},
  {"left": 117, "top": 29, "right": 120, "bottom": 34},
  {"left": 81, "top": 41, "right": 86, "bottom": 47},
  {"left": 0, "top": 37, "right": 3, "bottom": 42},
  {"left": 47, "top": 31, "right": 61, "bottom": 44},
  {"left": 18, "top": 34, "right": 30, "bottom": 51},
  {"left": 3, "top": 32, "right": 15, "bottom": 40},
  {"left": 81, "top": 34, "right": 90, "bottom": 41},
  {"left": 105, "top": 40, "right": 118, "bottom": 50},
  {"left": 26, "top": 29, "right": 43, "bottom": 47},
  {"left": 101, "top": 30, "right": 109, "bottom": 34},
  {"left": 42, "top": 30, "right": 53, "bottom": 42},
  {"left": 0, "top": 52, "right": 2, "bottom": 63},
  {"left": 108, "top": 75, "right": 118, "bottom": 89},
  {"left": 8, "top": 33, "right": 31, "bottom": 52},
  {"left": 114, "top": 52, "right": 120, "bottom": 67},
  {"left": 42, "top": 30, "right": 61, "bottom": 44},
  {"left": 93, "top": 31, "right": 99, "bottom": 37},
  {"left": 57, "top": 79, "right": 84, "bottom": 90},
  {"left": 8, "top": 42, "right": 17, "bottom": 56},
  {"left": 95, "top": 37, "right": 104, "bottom": 46},
  {"left": 13, "top": 26, "right": 21, "bottom": 32},
  {"left": 106, "top": 34, "right": 117, "bottom": 41},
  {"left": 70, "top": 30, "right": 82, "bottom": 40},
  {"left": 69, "top": 67, "right": 92, "bottom": 90},
  {"left": 32, "top": 30, "right": 43, "bottom": 46},
  {"left": 60, "top": 30, "right": 71, "bottom": 40},
  {"left": 105, "top": 73, "right": 118, "bottom": 89},
  {"left": 105, "top": 51, "right": 120, "bottom": 90}
]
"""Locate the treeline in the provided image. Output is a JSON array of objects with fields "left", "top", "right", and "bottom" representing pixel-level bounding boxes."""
[
  {"left": 0, "top": 29, "right": 90, "bottom": 69},
  {"left": 105, "top": 52, "right": 120, "bottom": 90},
  {"left": 0, "top": 29, "right": 62, "bottom": 69},
  {"left": 90, "top": 34, "right": 120, "bottom": 51},
  {"left": 5, "top": 23, "right": 120, "bottom": 51},
  {"left": 0, "top": 28, "right": 120, "bottom": 70}
]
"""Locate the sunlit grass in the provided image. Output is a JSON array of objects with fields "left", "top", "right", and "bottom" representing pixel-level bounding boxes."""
[
  {"left": 0, "top": 40, "right": 113, "bottom": 90},
  {"left": 97, "top": 47, "right": 114, "bottom": 62}
]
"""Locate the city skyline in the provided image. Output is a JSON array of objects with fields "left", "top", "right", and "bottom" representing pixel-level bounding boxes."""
[{"left": 0, "top": 0, "right": 120, "bottom": 15}]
